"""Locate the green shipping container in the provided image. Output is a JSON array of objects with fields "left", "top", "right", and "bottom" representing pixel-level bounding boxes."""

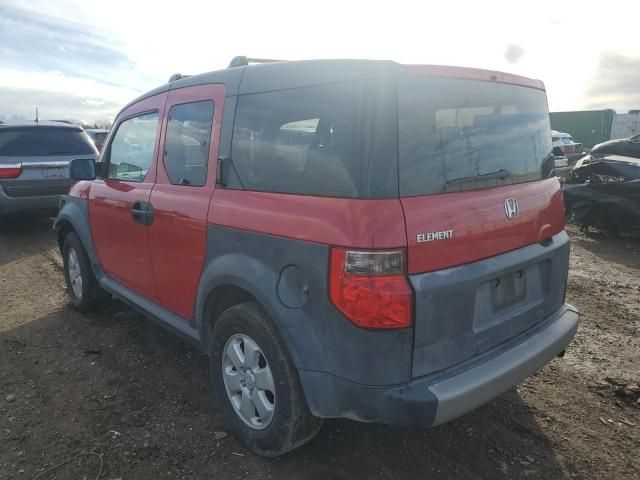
[{"left": 549, "top": 110, "right": 615, "bottom": 149}]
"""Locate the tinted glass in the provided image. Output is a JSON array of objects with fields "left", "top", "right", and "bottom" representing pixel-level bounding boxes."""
[
  {"left": 164, "top": 101, "right": 214, "bottom": 187},
  {"left": 0, "top": 127, "right": 96, "bottom": 156},
  {"left": 231, "top": 80, "right": 397, "bottom": 198},
  {"left": 107, "top": 112, "right": 159, "bottom": 182},
  {"left": 92, "top": 132, "right": 108, "bottom": 143},
  {"left": 398, "top": 77, "right": 552, "bottom": 196}
]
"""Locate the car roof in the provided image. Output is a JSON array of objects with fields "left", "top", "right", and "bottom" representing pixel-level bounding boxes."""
[
  {"left": 121, "top": 58, "right": 545, "bottom": 114},
  {"left": 0, "top": 120, "right": 83, "bottom": 130},
  {"left": 551, "top": 130, "right": 572, "bottom": 137}
]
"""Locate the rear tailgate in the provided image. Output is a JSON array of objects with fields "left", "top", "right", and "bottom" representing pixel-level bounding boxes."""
[
  {"left": 397, "top": 68, "right": 568, "bottom": 378},
  {"left": 403, "top": 180, "right": 567, "bottom": 378}
]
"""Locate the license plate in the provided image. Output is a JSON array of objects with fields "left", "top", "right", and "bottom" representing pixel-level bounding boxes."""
[
  {"left": 491, "top": 270, "right": 526, "bottom": 310},
  {"left": 42, "top": 167, "right": 67, "bottom": 179}
]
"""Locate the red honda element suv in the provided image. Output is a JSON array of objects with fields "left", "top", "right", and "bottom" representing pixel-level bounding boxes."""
[{"left": 55, "top": 57, "right": 579, "bottom": 456}]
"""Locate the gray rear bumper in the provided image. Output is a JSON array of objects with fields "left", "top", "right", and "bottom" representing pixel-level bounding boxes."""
[
  {"left": 0, "top": 185, "right": 61, "bottom": 215},
  {"left": 428, "top": 303, "right": 578, "bottom": 425},
  {"left": 299, "top": 303, "right": 579, "bottom": 426}
]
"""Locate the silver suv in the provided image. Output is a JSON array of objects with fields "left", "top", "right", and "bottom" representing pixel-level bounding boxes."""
[{"left": 0, "top": 121, "right": 98, "bottom": 224}]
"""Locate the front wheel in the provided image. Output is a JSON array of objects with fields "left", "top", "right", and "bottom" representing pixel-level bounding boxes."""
[
  {"left": 62, "top": 232, "right": 110, "bottom": 312},
  {"left": 209, "top": 301, "right": 322, "bottom": 457}
]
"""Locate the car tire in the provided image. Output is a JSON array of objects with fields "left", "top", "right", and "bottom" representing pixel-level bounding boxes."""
[
  {"left": 62, "top": 232, "right": 110, "bottom": 312},
  {"left": 209, "top": 301, "right": 323, "bottom": 457}
]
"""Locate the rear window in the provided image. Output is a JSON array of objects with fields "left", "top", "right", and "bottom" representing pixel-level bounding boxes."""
[
  {"left": 230, "top": 80, "right": 397, "bottom": 198},
  {"left": 0, "top": 127, "right": 97, "bottom": 157},
  {"left": 398, "top": 77, "right": 552, "bottom": 196}
]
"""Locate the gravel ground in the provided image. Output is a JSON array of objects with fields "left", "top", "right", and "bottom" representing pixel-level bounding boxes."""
[{"left": 0, "top": 217, "right": 638, "bottom": 479}]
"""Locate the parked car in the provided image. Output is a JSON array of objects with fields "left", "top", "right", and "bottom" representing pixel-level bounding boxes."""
[
  {"left": 552, "top": 130, "right": 584, "bottom": 162},
  {"left": 550, "top": 147, "right": 570, "bottom": 179},
  {"left": 54, "top": 58, "right": 579, "bottom": 456},
  {"left": 85, "top": 128, "right": 109, "bottom": 151},
  {"left": 0, "top": 121, "right": 98, "bottom": 225},
  {"left": 591, "top": 133, "right": 640, "bottom": 159},
  {"left": 564, "top": 154, "right": 640, "bottom": 238}
]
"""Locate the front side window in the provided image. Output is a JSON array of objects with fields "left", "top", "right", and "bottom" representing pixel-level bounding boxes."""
[
  {"left": 164, "top": 101, "right": 214, "bottom": 187},
  {"left": 107, "top": 112, "right": 159, "bottom": 182},
  {"left": 230, "top": 80, "right": 397, "bottom": 198}
]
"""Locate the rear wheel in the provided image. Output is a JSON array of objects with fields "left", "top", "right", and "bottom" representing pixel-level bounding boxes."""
[
  {"left": 62, "top": 232, "right": 110, "bottom": 312},
  {"left": 209, "top": 301, "right": 322, "bottom": 457}
]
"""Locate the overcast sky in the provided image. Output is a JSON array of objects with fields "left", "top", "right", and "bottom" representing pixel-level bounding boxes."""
[{"left": 1, "top": 0, "right": 639, "bottom": 123}]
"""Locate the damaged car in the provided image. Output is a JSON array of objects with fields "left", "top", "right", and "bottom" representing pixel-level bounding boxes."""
[{"left": 564, "top": 155, "right": 640, "bottom": 238}]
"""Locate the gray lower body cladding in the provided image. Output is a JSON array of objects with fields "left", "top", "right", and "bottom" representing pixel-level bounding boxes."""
[
  {"left": 300, "top": 303, "right": 578, "bottom": 426},
  {"left": 197, "top": 225, "right": 414, "bottom": 386}
]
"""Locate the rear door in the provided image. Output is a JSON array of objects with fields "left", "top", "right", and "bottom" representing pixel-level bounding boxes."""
[
  {"left": 148, "top": 84, "right": 224, "bottom": 320},
  {"left": 89, "top": 94, "right": 166, "bottom": 301}
]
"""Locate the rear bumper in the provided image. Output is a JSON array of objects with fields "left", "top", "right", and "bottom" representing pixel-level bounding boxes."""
[
  {"left": 300, "top": 303, "right": 578, "bottom": 426},
  {"left": 0, "top": 185, "right": 61, "bottom": 215}
]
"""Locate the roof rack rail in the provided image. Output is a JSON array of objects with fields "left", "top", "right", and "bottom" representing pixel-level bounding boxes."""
[
  {"left": 168, "top": 73, "right": 191, "bottom": 83},
  {"left": 227, "top": 56, "right": 283, "bottom": 68}
]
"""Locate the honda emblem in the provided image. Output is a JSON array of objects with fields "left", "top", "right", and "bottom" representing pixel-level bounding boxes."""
[{"left": 504, "top": 198, "right": 519, "bottom": 219}]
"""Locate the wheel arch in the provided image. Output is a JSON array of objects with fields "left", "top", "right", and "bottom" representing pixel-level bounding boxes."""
[
  {"left": 195, "top": 255, "right": 304, "bottom": 368},
  {"left": 54, "top": 196, "right": 99, "bottom": 266}
]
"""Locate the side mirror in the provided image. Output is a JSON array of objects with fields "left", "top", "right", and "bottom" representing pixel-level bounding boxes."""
[{"left": 69, "top": 158, "right": 96, "bottom": 180}]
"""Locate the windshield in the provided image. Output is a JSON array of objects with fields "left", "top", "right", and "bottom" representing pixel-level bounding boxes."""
[{"left": 398, "top": 77, "right": 552, "bottom": 196}]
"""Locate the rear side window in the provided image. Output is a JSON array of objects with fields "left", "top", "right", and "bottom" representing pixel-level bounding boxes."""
[
  {"left": 107, "top": 112, "right": 159, "bottom": 182},
  {"left": 0, "top": 127, "right": 96, "bottom": 156},
  {"left": 398, "top": 77, "right": 552, "bottom": 196},
  {"left": 230, "top": 80, "right": 397, "bottom": 198},
  {"left": 164, "top": 101, "right": 214, "bottom": 187}
]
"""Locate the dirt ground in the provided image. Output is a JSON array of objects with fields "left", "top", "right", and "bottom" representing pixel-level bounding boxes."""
[{"left": 0, "top": 218, "right": 638, "bottom": 480}]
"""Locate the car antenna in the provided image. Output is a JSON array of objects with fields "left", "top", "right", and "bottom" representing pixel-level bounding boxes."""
[{"left": 35, "top": 106, "right": 39, "bottom": 125}]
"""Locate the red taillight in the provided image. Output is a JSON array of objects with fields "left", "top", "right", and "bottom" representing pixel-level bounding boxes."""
[
  {"left": 0, "top": 163, "right": 22, "bottom": 179},
  {"left": 329, "top": 248, "right": 413, "bottom": 329}
]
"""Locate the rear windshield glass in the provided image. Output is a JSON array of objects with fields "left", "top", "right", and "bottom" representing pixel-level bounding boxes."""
[
  {"left": 398, "top": 77, "right": 552, "bottom": 196},
  {"left": 231, "top": 80, "right": 397, "bottom": 198},
  {"left": 0, "top": 127, "right": 96, "bottom": 157}
]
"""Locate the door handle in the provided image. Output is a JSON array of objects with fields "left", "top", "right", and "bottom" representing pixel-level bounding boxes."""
[{"left": 131, "top": 201, "right": 154, "bottom": 226}]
